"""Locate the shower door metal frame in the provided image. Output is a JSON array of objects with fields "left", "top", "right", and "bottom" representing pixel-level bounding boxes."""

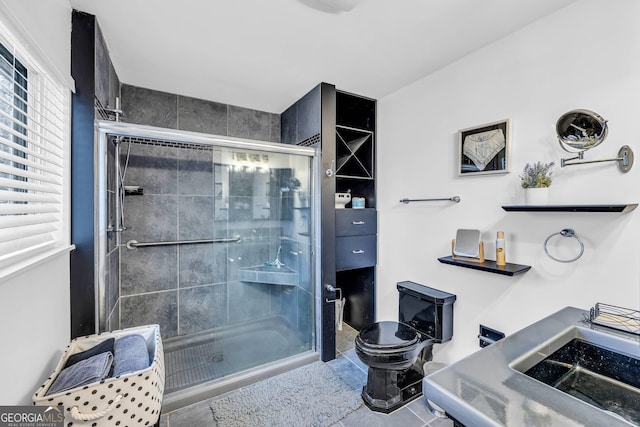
[{"left": 95, "top": 121, "right": 320, "bottom": 348}]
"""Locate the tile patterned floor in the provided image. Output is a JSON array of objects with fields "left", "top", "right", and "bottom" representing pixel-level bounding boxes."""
[
  {"left": 160, "top": 324, "right": 454, "bottom": 426},
  {"left": 336, "top": 323, "right": 359, "bottom": 357},
  {"left": 327, "top": 349, "right": 453, "bottom": 427}
]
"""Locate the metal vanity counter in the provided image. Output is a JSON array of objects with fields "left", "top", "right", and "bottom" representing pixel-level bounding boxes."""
[{"left": 423, "top": 306, "right": 640, "bottom": 426}]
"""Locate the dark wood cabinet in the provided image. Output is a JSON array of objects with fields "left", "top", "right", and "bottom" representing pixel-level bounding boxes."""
[
  {"left": 338, "top": 267, "right": 375, "bottom": 331},
  {"left": 335, "top": 208, "right": 377, "bottom": 236},
  {"left": 334, "top": 91, "right": 377, "bottom": 337},
  {"left": 282, "top": 84, "right": 376, "bottom": 361},
  {"left": 336, "top": 235, "right": 377, "bottom": 271}
]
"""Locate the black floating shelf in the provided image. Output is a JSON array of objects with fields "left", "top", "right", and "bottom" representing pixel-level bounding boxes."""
[
  {"left": 502, "top": 204, "right": 637, "bottom": 213},
  {"left": 438, "top": 256, "right": 531, "bottom": 276}
]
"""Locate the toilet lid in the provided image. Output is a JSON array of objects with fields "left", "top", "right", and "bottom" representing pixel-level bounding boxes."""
[{"left": 356, "top": 321, "right": 419, "bottom": 350}]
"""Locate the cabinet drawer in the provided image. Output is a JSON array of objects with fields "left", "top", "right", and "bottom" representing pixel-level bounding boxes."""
[
  {"left": 336, "top": 235, "right": 377, "bottom": 271},
  {"left": 335, "top": 209, "right": 377, "bottom": 236}
]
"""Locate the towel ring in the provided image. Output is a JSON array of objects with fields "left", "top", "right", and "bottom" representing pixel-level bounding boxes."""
[{"left": 544, "top": 228, "right": 584, "bottom": 263}]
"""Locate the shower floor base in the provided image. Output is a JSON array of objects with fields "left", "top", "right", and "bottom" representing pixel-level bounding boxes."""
[
  {"left": 163, "top": 316, "right": 311, "bottom": 395},
  {"left": 164, "top": 336, "right": 224, "bottom": 392}
]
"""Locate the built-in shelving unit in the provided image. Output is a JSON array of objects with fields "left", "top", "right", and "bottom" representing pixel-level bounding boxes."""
[
  {"left": 437, "top": 256, "right": 531, "bottom": 276},
  {"left": 336, "top": 125, "right": 374, "bottom": 179},
  {"left": 502, "top": 204, "right": 637, "bottom": 213},
  {"left": 335, "top": 91, "right": 377, "bottom": 332}
]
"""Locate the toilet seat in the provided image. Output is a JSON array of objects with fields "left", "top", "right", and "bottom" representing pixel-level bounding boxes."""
[{"left": 356, "top": 321, "right": 420, "bottom": 355}]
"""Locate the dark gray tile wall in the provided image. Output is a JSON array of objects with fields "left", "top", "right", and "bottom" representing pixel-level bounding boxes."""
[
  {"left": 297, "top": 85, "right": 321, "bottom": 142},
  {"left": 108, "top": 249, "right": 119, "bottom": 319},
  {"left": 121, "top": 84, "right": 281, "bottom": 143},
  {"left": 227, "top": 105, "right": 275, "bottom": 141},
  {"left": 297, "top": 289, "right": 313, "bottom": 344},
  {"left": 95, "top": 21, "right": 120, "bottom": 110},
  {"left": 121, "top": 246, "right": 177, "bottom": 295},
  {"left": 118, "top": 141, "right": 309, "bottom": 338},
  {"left": 94, "top": 24, "right": 109, "bottom": 108},
  {"left": 227, "top": 281, "right": 273, "bottom": 324},
  {"left": 178, "top": 243, "right": 227, "bottom": 288},
  {"left": 281, "top": 287, "right": 299, "bottom": 331},
  {"left": 122, "top": 195, "right": 178, "bottom": 243},
  {"left": 178, "top": 148, "right": 214, "bottom": 195},
  {"left": 121, "top": 85, "right": 178, "bottom": 129},
  {"left": 112, "top": 83, "right": 319, "bottom": 342},
  {"left": 281, "top": 105, "right": 297, "bottom": 145},
  {"left": 124, "top": 142, "right": 179, "bottom": 194},
  {"left": 106, "top": 141, "right": 116, "bottom": 253},
  {"left": 177, "top": 96, "right": 227, "bottom": 135},
  {"left": 178, "top": 284, "right": 227, "bottom": 335},
  {"left": 121, "top": 291, "right": 178, "bottom": 339},
  {"left": 107, "top": 300, "right": 120, "bottom": 332},
  {"left": 97, "top": 21, "right": 122, "bottom": 334},
  {"left": 269, "top": 114, "right": 281, "bottom": 144},
  {"left": 280, "top": 84, "right": 321, "bottom": 145},
  {"left": 178, "top": 196, "right": 214, "bottom": 240}
]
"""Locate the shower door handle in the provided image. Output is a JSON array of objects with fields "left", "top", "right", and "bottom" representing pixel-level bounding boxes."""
[
  {"left": 324, "top": 284, "right": 342, "bottom": 303},
  {"left": 325, "top": 160, "right": 335, "bottom": 177}
]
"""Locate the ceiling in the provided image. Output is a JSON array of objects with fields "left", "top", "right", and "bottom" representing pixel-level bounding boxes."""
[{"left": 69, "top": 0, "right": 576, "bottom": 113}]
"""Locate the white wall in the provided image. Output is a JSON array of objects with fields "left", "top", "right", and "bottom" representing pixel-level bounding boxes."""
[
  {"left": 377, "top": 0, "right": 640, "bottom": 363},
  {"left": 0, "top": 255, "right": 71, "bottom": 404},
  {"left": 0, "top": 0, "right": 71, "bottom": 86},
  {"left": 0, "top": 0, "right": 72, "bottom": 405}
]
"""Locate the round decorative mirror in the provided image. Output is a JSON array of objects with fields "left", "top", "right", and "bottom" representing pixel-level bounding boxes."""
[
  {"left": 556, "top": 109, "right": 633, "bottom": 173},
  {"left": 556, "top": 109, "right": 608, "bottom": 152}
]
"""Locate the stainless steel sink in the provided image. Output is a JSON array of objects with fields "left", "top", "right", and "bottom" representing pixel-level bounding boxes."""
[{"left": 510, "top": 326, "right": 640, "bottom": 425}]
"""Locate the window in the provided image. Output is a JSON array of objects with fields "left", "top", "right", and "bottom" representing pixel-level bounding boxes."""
[{"left": 0, "top": 34, "right": 69, "bottom": 275}]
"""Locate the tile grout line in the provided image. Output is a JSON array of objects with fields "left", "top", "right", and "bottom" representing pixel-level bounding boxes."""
[
  {"left": 341, "top": 352, "right": 367, "bottom": 375},
  {"left": 407, "top": 404, "right": 430, "bottom": 424}
]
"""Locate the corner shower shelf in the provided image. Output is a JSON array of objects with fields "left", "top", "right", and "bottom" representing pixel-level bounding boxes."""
[
  {"left": 437, "top": 256, "right": 531, "bottom": 276},
  {"left": 502, "top": 204, "right": 638, "bottom": 213},
  {"left": 238, "top": 265, "right": 299, "bottom": 286}
]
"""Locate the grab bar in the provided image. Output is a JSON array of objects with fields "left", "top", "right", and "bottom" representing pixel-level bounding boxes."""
[
  {"left": 400, "top": 196, "right": 461, "bottom": 204},
  {"left": 126, "top": 237, "right": 241, "bottom": 249}
]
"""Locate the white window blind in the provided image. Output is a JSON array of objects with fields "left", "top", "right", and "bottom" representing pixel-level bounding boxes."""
[{"left": 0, "top": 32, "right": 69, "bottom": 271}]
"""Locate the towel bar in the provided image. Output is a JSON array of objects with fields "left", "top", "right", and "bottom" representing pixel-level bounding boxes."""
[{"left": 400, "top": 196, "right": 461, "bottom": 204}]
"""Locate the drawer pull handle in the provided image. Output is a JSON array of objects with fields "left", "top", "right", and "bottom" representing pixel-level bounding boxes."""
[
  {"left": 352, "top": 221, "right": 365, "bottom": 225},
  {"left": 352, "top": 249, "right": 365, "bottom": 254}
]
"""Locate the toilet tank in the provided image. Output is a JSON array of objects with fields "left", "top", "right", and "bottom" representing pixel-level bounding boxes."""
[{"left": 397, "top": 281, "right": 456, "bottom": 343}]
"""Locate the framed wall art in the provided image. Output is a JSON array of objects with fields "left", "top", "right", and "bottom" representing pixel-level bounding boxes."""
[{"left": 458, "top": 119, "right": 511, "bottom": 176}]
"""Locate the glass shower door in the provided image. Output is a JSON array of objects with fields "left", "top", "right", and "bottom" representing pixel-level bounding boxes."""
[
  {"left": 98, "top": 124, "right": 316, "bottom": 397},
  {"left": 160, "top": 146, "right": 315, "bottom": 392}
]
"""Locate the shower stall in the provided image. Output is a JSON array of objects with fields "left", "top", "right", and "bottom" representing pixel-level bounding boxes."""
[{"left": 95, "top": 121, "right": 318, "bottom": 409}]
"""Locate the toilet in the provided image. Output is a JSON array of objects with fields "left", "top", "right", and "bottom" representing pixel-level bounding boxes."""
[{"left": 355, "top": 281, "right": 456, "bottom": 413}]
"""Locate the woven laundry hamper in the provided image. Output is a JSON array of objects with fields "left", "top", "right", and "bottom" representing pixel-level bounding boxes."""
[{"left": 33, "top": 324, "right": 165, "bottom": 427}]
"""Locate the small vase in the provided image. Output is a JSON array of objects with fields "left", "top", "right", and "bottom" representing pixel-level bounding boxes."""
[{"left": 524, "top": 187, "right": 549, "bottom": 205}]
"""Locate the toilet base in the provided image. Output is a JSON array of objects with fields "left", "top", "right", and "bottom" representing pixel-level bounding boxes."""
[{"left": 361, "top": 366, "right": 424, "bottom": 413}]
